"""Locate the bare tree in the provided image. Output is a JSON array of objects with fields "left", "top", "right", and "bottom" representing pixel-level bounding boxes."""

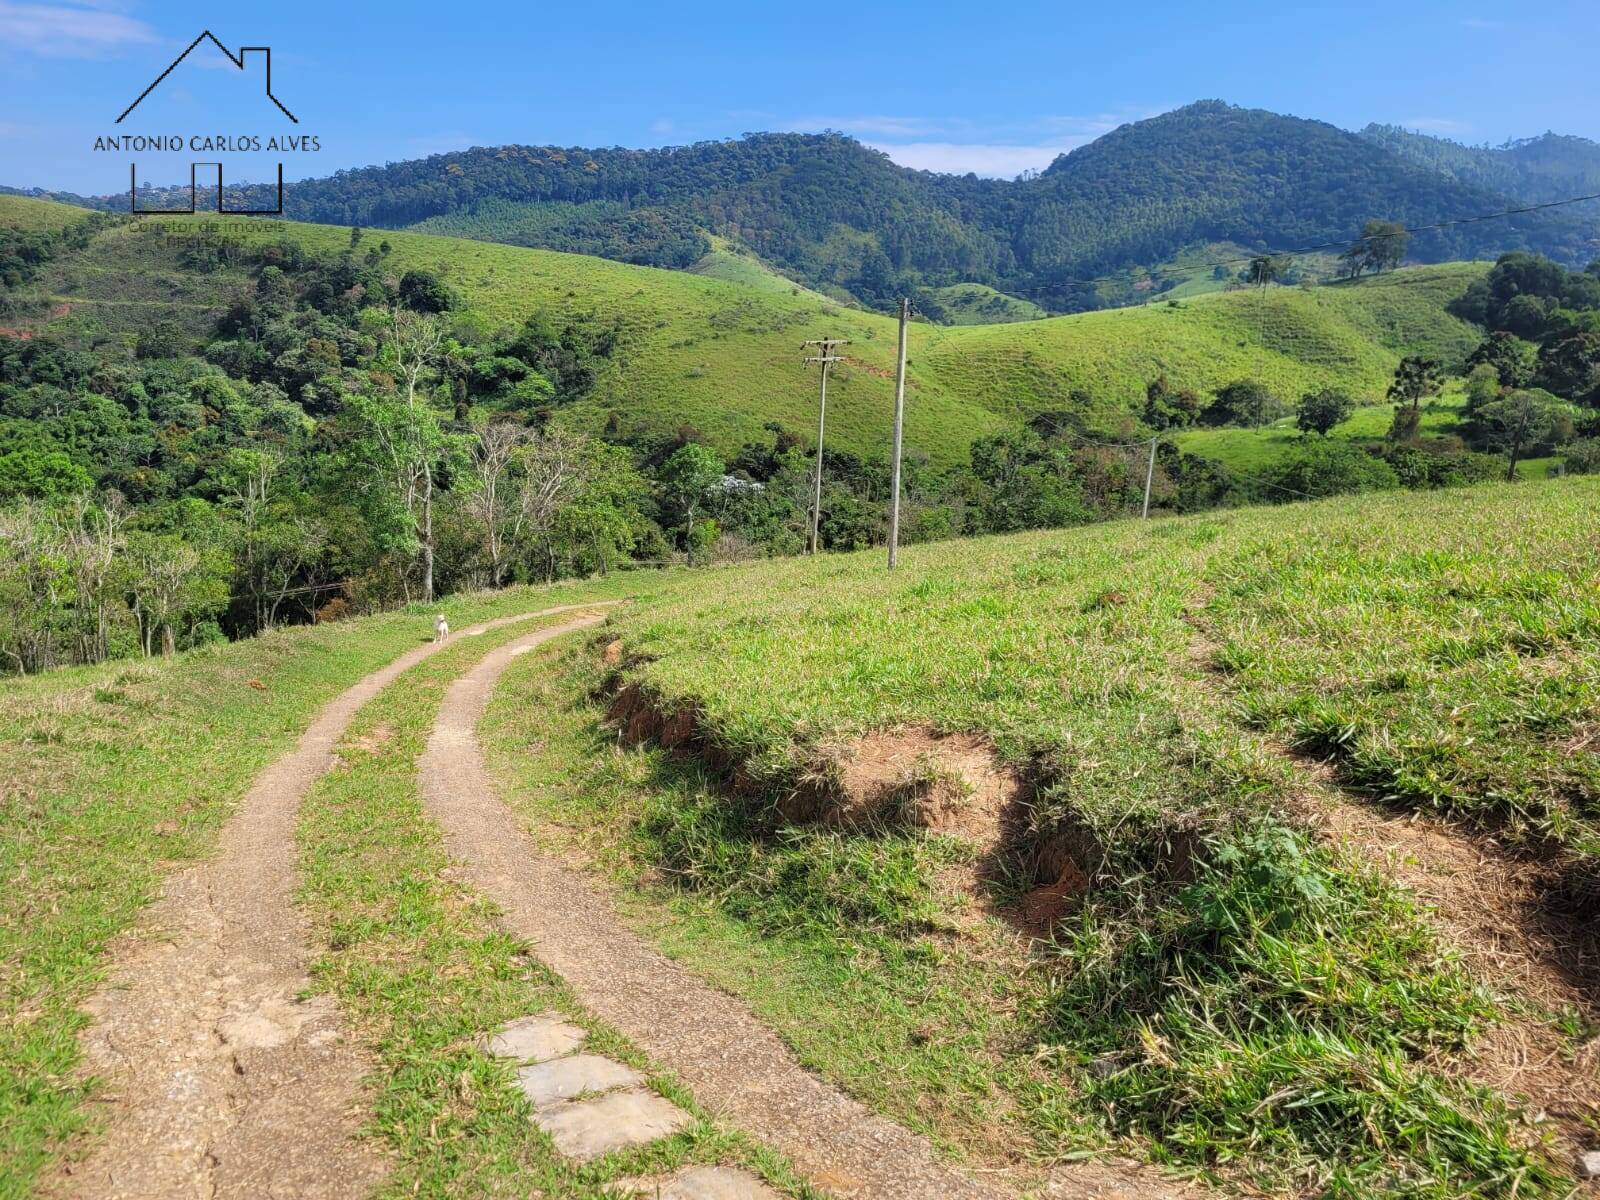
[
  {"left": 358, "top": 309, "right": 447, "bottom": 602},
  {"left": 467, "top": 419, "right": 530, "bottom": 587}
]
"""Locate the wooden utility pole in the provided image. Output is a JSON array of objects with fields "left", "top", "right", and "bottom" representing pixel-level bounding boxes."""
[
  {"left": 887, "top": 298, "right": 910, "bottom": 569},
  {"left": 802, "top": 338, "right": 848, "bottom": 554},
  {"left": 1141, "top": 435, "right": 1158, "bottom": 519}
]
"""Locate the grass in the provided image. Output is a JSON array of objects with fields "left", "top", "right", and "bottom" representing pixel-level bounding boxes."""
[
  {"left": 922, "top": 283, "right": 1047, "bottom": 325},
  {"left": 1201, "top": 485, "right": 1600, "bottom": 853},
  {"left": 295, "top": 614, "right": 818, "bottom": 1197},
  {"left": 0, "top": 194, "right": 97, "bottom": 233},
  {"left": 1174, "top": 385, "right": 1565, "bottom": 480},
  {"left": 0, "top": 577, "right": 643, "bottom": 1198},
  {"left": 2, "top": 194, "right": 1488, "bottom": 469},
  {"left": 477, "top": 477, "right": 1600, "bottom": 1196}
]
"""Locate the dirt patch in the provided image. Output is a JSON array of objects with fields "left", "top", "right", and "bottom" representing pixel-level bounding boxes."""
[
  {"left": 792, "top": 728, "right": 1017, "bottom": 838},
  {"left": 1284, "top": 749, "right": 1600, "bottom": 1151},
  {"left": 606, "top": 684, "right": 1105, "bottom": 939}
]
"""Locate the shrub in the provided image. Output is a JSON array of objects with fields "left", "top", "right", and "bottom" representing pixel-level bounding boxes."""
[{"left": 1273, "top": 442, "right": 1399, "bottom": 499}]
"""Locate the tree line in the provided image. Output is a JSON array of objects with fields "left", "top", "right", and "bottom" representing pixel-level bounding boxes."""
[{"left": 4, "top": 236, "right": 1599, "bottom": 674}]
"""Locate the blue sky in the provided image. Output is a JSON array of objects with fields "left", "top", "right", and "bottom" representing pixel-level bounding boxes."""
[{"left": 3, "top": 0, "right": 1599, "bottom": 194}]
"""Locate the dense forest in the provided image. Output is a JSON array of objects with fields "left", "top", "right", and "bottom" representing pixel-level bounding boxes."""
[
  {"left": 12, "top": 102, "right": 1599, "bottom": 314},
  {"left": 4, "top": 194, "right": 1600, "bottom": 673},
  {"left": 1361, "top": 125, "right": 1600, "bottom": 205}
]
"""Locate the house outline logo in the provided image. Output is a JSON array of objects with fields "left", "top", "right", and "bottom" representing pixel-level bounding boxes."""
[
  {"left": 118, "top": 30, "right": 301, "bottom": 216},
  {"left": 118, "top": 31, "right": 298, "bottom": 125}
]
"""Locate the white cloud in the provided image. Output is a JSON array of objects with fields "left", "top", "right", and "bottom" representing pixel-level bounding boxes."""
[
  {"left": 0, "top": 1, "right": 157, "bottom": 58},
  {"left": 869, "top": 141, "right": 1074, "bottom": 178},
  {"left": 796, "top": 106, "right": 1172, "bottom": 177},
  {"left": 650, "top": 117, "right": 675, "bottom": 136},
  {"left": 784, "top": 115, "right": 952, "bottom": 138},
  {"left": 1400, "top": 116, "right": 1472, "bottom": 135}
]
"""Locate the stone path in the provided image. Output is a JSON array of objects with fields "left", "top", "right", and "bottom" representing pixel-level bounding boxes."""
[
  {"left": 55, "top": 604, "right": 614, "bottom": 1200},
  {"left": 479, "top": 1011, "right": 777, "bottom": 1196},
  {"left": 421, "top": 624, "right": 1172, "bottom": 1200}
]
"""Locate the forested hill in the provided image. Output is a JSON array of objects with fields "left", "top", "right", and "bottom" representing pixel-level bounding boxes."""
[
  {"left": 1360, "top": 124, "right": 1600, "bottom": 205},
  {"left": 11, "top": 102, "right": 1599, "bottom": 313}
]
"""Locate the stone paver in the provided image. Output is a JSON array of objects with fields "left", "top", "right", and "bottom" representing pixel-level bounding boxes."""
[
  {"left": 533, "top": 1087, "right": 693, "bottom": 1161},
  {"left": 480, "top": 1012, "right": 586, "bottom": 1063},
  {"left": 615, "top": 1165, "right": 782, "bottom": 1198},
  {"left": 515, "top": 1053, "right": 643, "bottom": 1105},
  {"left": 480, "top": 1009, "right": 693, "bottom": 1165}
]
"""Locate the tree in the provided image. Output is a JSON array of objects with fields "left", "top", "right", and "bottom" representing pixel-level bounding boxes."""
[
  {"left": 1339, "top": 219, "right": 1408, "bottom": 278},
  {"left": 1386, "top": 356, "right": 1443, "bottom": 442},
  {"left": 1205, "top": 380, "right": 1284, "bottom": 428},
  {"left": 1463, "top": 363, "right": 1502, "bottom": 419},
  {"left": 350, "top": 308, "right": 451, "bottom": 602},
  {"left": 1144, "top": 375, "right": 1203, "bottom": 430},
  {"left": 1536, "top": 332, "right": 1600, "bottom": 403},
  {"left": 397, "top": 269, "right": 454, "bottom": 313},
  {"left": 1473, "top": 390, "right": 1570, "bottom": 480},
  {"left": 123, "top": 531, "right": 229, "bottom": 656},
  {"left": 1362, "top": 219, "right": 1408, "bottom": 273},
  {"left": 465, "top": 420, "right": 527, "bottom": 587},
  {"left": 1465, "top": 332, "right": 1537, "bottom": 389},
  {"left": 657, "top": 443, "right": 724, "bottom": 563},
  {"left": 1295, "top": 388, "right": 1353, "bottom": 436},
  {"left": 1242, "top": 255, "right": 1289, "bottom": 289}
]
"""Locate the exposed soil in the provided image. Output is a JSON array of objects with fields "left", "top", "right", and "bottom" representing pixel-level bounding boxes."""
[
  {"left": 51, "top": 604, "right": 615, "bottom": 1199},
  {"left": 608, "top": 685, "right": 1103, "bottom": 940},
  {"left": 1287, "top": 757, "right": 1600, "bottom": 1146},
  {"left": 424, "top": 626, "right": 1184, "bottom": 1200},
  {"left": 1183, "top": 603, "right": 1600, "bottom": 1158}
]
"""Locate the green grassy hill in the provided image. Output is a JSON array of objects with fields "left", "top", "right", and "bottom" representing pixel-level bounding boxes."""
[
  {"left": 921, "top": 283, "right": 1047, "bottom": 324},
  {"left": 0, "top": 193, "right": 96, "bottom": 233},
  {"left": 508, "top": 475, "right": 1598, "bottom": 1197},
  {"left": 7, "top": 475, "right": 1594, "bottom": 1196},
  {"left": 3, "top": 194, "right": 1488, "bottom": 467}
]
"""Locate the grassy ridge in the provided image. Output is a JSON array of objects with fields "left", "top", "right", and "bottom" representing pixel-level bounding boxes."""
[
  {"left": 0, "top": 195, "right": 96, "bottom": 234},
  {"left": 479, "top": 477, "right": 1600, "bottom": 1195},
  {"left": 2, "top": 194, "right": 1487, "bottom": 467}
]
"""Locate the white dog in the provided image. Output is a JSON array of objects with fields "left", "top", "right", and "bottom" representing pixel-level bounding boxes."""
[{"left": 434, "top": 613, "right": 450, "bottom": 643}]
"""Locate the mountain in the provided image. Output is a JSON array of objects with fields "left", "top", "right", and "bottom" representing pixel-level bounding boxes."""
[
  {"left": 1360, "top": 125, "right": 1600, "bottom": 205},
  {"left": 12, "top": 102, "right": 1598, "bottom": 315}
]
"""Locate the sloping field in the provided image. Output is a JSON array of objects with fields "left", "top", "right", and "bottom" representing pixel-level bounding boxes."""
[
  {"left": 2, "top": 195, "right": 1488, "bottom": 467},
  {"left": 483, "top": 475, "right": 1600, "bottom": 1197}
]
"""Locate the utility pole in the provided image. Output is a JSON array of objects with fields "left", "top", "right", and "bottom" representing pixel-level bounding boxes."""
[
  {"left": 886, "top": 297, "right": 910, "bottom": 569},
  {"left": 802, "top": 338, "right": 848, "bottom": 555},
  {"left": 1141, "top": 435, "right": 1158, "bottom": 519}
]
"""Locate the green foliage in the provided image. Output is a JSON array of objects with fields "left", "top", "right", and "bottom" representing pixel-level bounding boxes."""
[
  {"left": 0, "top": 448, "right": 90, "bottom": 501},
  {"left": 1207, "top": 379, "right": 1285, "bottom": 428},
  {"left": 1471, "top": 389, "right": 1572, "bottom": 478},
  {"left": 1563, "top": 436, "right": 1600, "bottom": 473},
  {"left": 1296, "top": 387, "right": 1354, "bottom": 436},
  {"left": 1274, "top": 441, "right": 1400, "bottom": 497},
  {"left": 1338, "top": 219, "right": 1409, "bottom": 279},
  {"left": 1362, "top": 125, "right": 1600, "bottom": 205}
]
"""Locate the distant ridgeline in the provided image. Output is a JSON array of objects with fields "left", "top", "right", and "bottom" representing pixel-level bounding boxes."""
[{"left": 13, "top": 102, "right": 1600, "bottom": 315}]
